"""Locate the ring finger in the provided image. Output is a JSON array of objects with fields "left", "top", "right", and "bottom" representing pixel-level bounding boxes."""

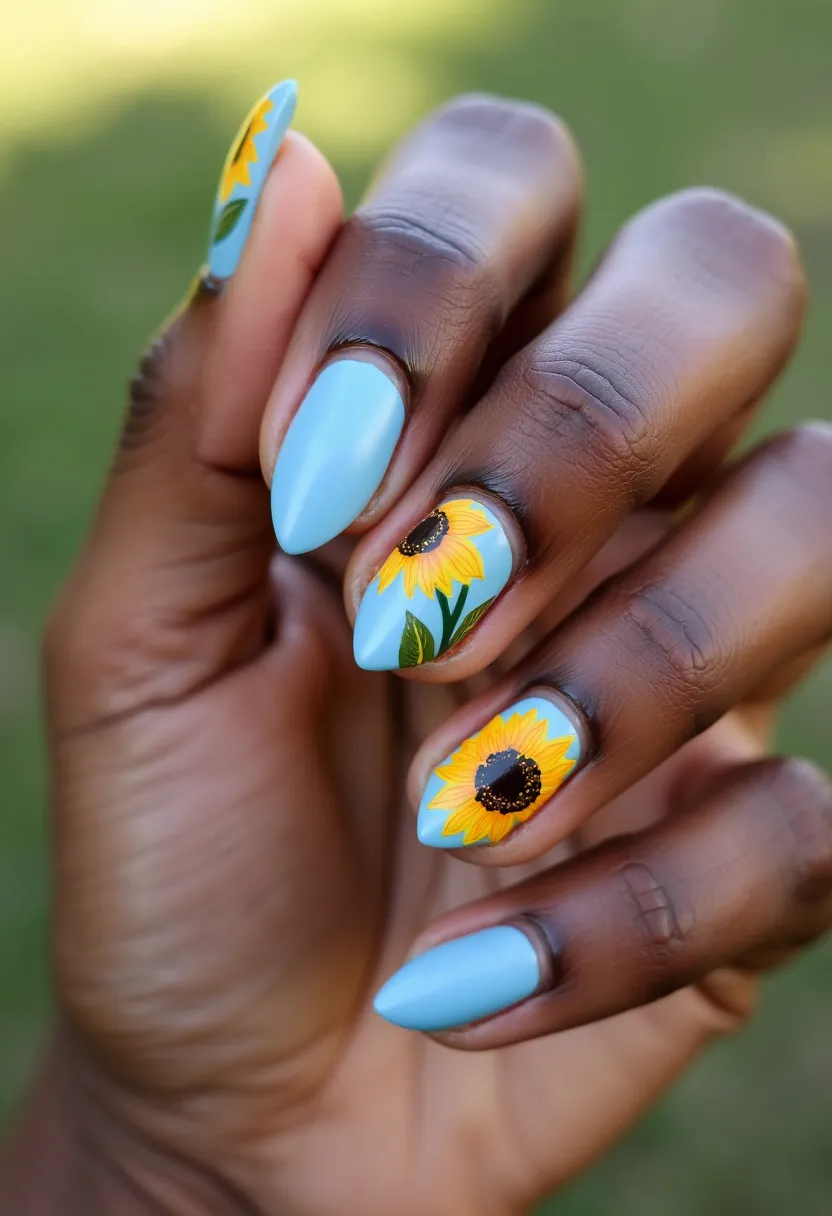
[{"left": 408, "top": 422, "right": 832, "bottom": 862}]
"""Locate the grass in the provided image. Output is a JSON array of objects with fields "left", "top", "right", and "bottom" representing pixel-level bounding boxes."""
[{"left": 1, "top": 0, "right": 830, "bottom": 1210}]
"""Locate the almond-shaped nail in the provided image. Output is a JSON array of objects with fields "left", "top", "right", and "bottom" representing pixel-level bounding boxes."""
[
  {"left": 417, "top": 695, "right": 582, "bottom": 848},
  {"left": 206, "top": 79, "right": 297, "bottom": 280},
  {"left": 271, "top": 358, "right": 405, "bottom": 554},
  {"left": 373, "top": 925, "right": 541, "bottom": 1032},
  {"left": 353, "top": 496, "right": 513, "bottom": 670}
]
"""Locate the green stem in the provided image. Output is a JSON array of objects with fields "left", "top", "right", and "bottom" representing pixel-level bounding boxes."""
[{"left": 437, "top": 583, "right": 470, "bottom": 653}]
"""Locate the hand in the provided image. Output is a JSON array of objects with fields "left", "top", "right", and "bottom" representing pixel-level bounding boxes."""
[{"left": 13, "top": 91, "right": 832, "bottom": 1216}]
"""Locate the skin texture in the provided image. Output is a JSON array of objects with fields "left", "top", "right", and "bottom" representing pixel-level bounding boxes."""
[{"left": 2, "top": 98, "right": 831, "bottom": 1216}]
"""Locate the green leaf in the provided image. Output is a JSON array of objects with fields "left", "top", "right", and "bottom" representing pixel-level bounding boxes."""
[
  {"left": 398, "top": 611, "right": 436, "bottom": 668},
  {"left": 212, "top": 198, "right": 248, "bottom": 244},
  {"left": 447, "top": 598, "right": 495, "bottom": 651}
]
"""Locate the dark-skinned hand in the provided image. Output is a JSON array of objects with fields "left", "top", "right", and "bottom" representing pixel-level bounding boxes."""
[{"left": 4, "top": 93, "right": 831, "bottom": 1216}]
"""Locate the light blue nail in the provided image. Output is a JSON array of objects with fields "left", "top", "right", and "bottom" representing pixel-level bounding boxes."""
[
  {"left": 373, "top": 925, "right": 540, "bottom": 1031},
  {"left": 417, "top": 695, "right": 582, "bottom": 849},
  {"left": 206, "top": 79, "right": 298, "bottom": 280},
  {"left": 271, "top": 360, "right": 405, "bottom": 554},
  {"left": 353, "top": 497, "right": 512, "bottom": 671}
]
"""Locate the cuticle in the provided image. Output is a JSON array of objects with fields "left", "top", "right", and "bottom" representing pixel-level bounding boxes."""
[
  {"left": 437, "top": 482, "right": 527, "bottom": 574},
  {"left": 518, "top": 681, "right": 595, "bottom": 770},
  {"left": 324, "top": 339, "right": 414, "bottom": 412},
  {"left": 507, "top": 913, "right": 564, "bottom": 996}
]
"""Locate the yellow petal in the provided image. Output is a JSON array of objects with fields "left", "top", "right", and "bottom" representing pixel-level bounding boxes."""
[
  {"left": 487, "top": 813, "right": 516, "bottom": 843},
  {"left": 499, "top": 712, "right": 526, "bottom": 750},
  {"left": 377, "top": 549, "right": 405, "bottom": 594},
  {"left": 509, "top": 708, "right": 541, "bottom": 750},
  {"left": 443, "top": 499, "right": 493, "bottom": 536},
  {"left": 428, "top": 783, "right": 475, "bottom": 811},
  {"left": 403, "top": 558, "right": 419, "bottom": 599},
  {"left": 518, "top": 719, "right": 549, "bottom": 756},
  {"left": 443, "top": 537, "right": 485, "bottom": 582},
  {"left": 536, "top": 738, "right": 575, "bottom": 771},
  {"left": 444, "top": 801, "right": 482, "bottom": 837},
  {"left": 219, "top": 97, "right": 273, "bottom": 200},
  {"left": 479, "top": 716, "right": 507, "bottom": 759},
  {"left": 463, "top": 814, "right": 494, "bottom": 845},
  {"left": 449, "top": 736, "right": 486, "bottom": 770}
]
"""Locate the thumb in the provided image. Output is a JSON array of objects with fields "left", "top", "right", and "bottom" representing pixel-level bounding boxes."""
[{"left": 46, "top": 88, "right": 343, "bottom": 733}]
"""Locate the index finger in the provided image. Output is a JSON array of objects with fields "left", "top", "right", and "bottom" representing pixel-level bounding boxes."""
[{"left": 260, "top": 94, "right": 583, "bottom": 553}]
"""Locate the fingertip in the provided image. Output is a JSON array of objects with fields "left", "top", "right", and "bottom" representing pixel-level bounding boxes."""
[{"left": 259, "top": 129, "right": 344, "bottom": 255}]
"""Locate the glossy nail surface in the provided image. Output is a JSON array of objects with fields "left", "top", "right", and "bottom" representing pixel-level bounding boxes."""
[
  {"left": 206, "top": 79, "right": 297, "bottom": 280},
  {"left": 353, "top": 497, "right": 512, "bottom": 670},
  {"left": 418, "top": 695, "right": 581, "bottom": 849},
  {"left": 373, "top": 925, "right": 540, "bottom": 1032},
  {"left": 271, "top": 360, "right": 405, "bottom": 554}
]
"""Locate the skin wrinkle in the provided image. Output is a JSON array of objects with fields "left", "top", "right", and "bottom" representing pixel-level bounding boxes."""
[
  {"left": 10, "top": 92, "right": 832, "bottom": 1216},
  {"left": 516, "top": 358, "right": 661, "bottom": 487},
  {"left": 620, "top": 582, "right": 721, "bottom": 691},
  {"left": 619, "top": 862, "right": 685, "bottom": 950}
]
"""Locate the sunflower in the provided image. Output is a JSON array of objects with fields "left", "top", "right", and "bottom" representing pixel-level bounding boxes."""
[
  {"left": 429, "top": 707, "right": 576, "bottom": 845},
  {"left": 218, "top": 96, "right": 274, "bottom": 203},
  {"left": 377, "top": 499, "right": 493, "bottom": 599}
]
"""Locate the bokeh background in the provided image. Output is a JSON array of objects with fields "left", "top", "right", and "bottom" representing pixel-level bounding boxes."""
[{"left": 1, "top": 0, "right": 830, "bottom": 1210}]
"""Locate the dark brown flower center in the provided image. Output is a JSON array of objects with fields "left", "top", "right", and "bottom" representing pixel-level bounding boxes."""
[
  {"left": 474, "top": 748, "right": 542, "bottom": 815},
  {"left": 398, "top": 509, "right": 449, "bottom": 557}
]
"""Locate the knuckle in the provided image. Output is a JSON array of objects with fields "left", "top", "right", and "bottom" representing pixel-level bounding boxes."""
[
  {"left": 122, "top": 327, "right": 177, "bottom": 453},
  {"left": 616, "top": 580, "right": 725, "bottom": 715},
  {"left": 514, "top": 349, "right": 662, "bottom": 494},
  {"left": 619, "top": 862, "right": 689, "bottom": 949},
  {"left": 357, "top": 205, "right": 487, "bottom": 281},
  {"left": 765, "top": 758, "right": 832, "bottom": 901},
  {"left": 354, "top": 205, "right": 502, "bottom": 333},
  {"left": 614, "top": 861, "right": 692, "bottom": 995}
]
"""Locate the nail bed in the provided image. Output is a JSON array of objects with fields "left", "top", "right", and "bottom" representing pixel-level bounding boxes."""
[
  {"left": 271, "top": 359, "right": 405, "bottom": 554},
  {"left": 417, "top": 695, "right": 582, "bottom": 849},
  {"left": 353, "top": 496, "right": 513, "bottom": 670},
  {"left": 373, "top": 925, "right": 541, "bottom": 1032}
]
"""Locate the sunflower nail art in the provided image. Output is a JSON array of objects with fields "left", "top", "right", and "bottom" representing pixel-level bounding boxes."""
[
  {"left": 417, "top": 696, "right": 581, "bottom": 848},
  {"left": 204, "top": 79, "right": 297, "bottom": 281},
  {"left": 352, "top": 497, "right": 514, "bottom": 670}
]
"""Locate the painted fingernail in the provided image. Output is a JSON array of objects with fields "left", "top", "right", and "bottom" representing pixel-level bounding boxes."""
[
  {"left": 353, "top": 496, "right": 513, "bottom": 670},
  {"left": 417, "top": 694, "right": 582, "bottom": 848},
  {"left": 373, "top": 925, "right": 540, "bottom": 1031},
  {"left": 271, "top": 358, "right": 405, "bottom": 554},
  {"left": 205, "top": 79, "right": 298, "bottom": 281}
]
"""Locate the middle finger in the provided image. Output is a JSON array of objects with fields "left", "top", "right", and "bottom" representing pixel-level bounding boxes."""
[{"left": 349, "top": 188, "right": 804, "bottom": 675}]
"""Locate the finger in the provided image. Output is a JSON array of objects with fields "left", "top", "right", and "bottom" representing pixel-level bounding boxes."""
[
  {"left": 46, "top": 117, "right": 342, "bottom": 733},
  {"left": 349, "top": 188, "right": 805, "bottom": 675},
  {"left": 372, "top": 757, "right": 832, "bottom": 1043},
  {"left": 260, "top": 93, "right": 583, "bottom": 554},
  {"left": 410, "top": 423, "right": 832, "bottom": 858},
  {"left": 197, "top": 131, "right": 343, "bottom": 468}
]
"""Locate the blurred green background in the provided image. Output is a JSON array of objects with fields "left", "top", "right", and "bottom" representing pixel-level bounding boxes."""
[{"left": 1, "top": 0, "right": 830, "bottom": 1211}]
